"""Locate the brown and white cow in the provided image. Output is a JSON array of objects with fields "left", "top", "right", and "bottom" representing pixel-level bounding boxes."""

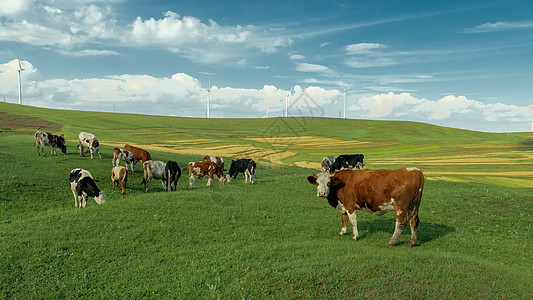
[
  {"left": 34, "top": 131, "right": 66, "bottom": 156},
  {"left": 77, "top": 132, "right": 102, "bottom": 159},
  {"left": 188, "top": 161, "right": 226, "bottom": 188},
  {"left": 307, "top": 168, "right": 424, "bottom": 247},
  {"left": 112, "top": 148, "right": 135, "bottom": 171},
  {"left": 203, "top": 155, "right": 225, "bottom": 171},
  {"left": 124, "top": 144, "right": 151, "bottom": 169},
  {"left": 111, "top": 165, "right": 128, "bottom": 195}
]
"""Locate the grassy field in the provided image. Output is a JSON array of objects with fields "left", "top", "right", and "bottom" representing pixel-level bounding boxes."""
[{"left": 1, "top": 103, "right": 532, "bottom": 298}]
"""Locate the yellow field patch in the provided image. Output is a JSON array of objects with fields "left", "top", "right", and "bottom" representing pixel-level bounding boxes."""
[
  {"left": 248, "top": 135, "right": 374, "bottom": 149},
  {"left": 294, "top": 161, "right": 321, "bottom": 169}
]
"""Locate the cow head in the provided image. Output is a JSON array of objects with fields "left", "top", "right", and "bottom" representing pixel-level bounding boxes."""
[
  {"left": 307, "top": 172, "right": 343, "bottom": 198},
  {"left": 94, "top": 191, "right": 106, "bottom": 204}
]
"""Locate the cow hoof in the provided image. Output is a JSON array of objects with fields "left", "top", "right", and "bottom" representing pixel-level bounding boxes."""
[{"left": 351, "top": 236, "right": 358, "bottom": 241}]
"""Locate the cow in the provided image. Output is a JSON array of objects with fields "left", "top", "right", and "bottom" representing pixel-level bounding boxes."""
[
  {"left": 188, "top": 161, "right": 226, "bottom": 188},
  {"left": 321, "top": 156, "right": 336, "bottom": 172},
  {"left": 227, "top": 158, "right": 256, "bottom": 184},
  {"left": 203, "top": 155, "right": 225, "bottom": 171},
  {"left": 141, "top": 160, "right": 168, "bottom": 193},
  {"left": 165, "top": 161, "right": 181, "bottom": 191},
  {"left": 112, "top": 148, "right": 135, "bottom": 171},
  {"left": 111, "top": 165, "right": 128, "bottom": 195},
  {"left": 69, "top": 168, "right": 106, "bottom": 208},
  {"left": 307, "top": 167, "right": 424, "bottom": 247},
  {"left": 330, "top": 154, "right": 365, "bottom": 173},
  {"left": 34, "top": 131, "right": 66, "bottom": 156},
  {"left": 124, "top": 144, "right": 151, "bottom": 170},
  {"left": 77, "top": 132, "right": 102, "bottom": 159}
]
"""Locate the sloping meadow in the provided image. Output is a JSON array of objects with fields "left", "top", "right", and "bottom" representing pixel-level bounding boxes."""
[{"left": 1, "top": 103, "right": 532, "bottom": 298}]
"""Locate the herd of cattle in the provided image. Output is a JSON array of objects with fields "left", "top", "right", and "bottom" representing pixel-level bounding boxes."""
[{"left": 36, "top": 130, "right": 425, "bottom": 246}]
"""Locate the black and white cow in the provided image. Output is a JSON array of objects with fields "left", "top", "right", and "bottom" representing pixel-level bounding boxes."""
[
  {"left": 165, "top": 160, "right": 181, "bottom": 191},
  {"left": 69, "top": 168, "right": 106, "bottom": 208},
  {"left": 34, "top": 131, "right": 66, "bottom": 156},
  {"left": 227, "top": 158, "right": 256, "bottom": 184},
  {"left": 330, "top": 154, "right": 365, "bottom": 173}
]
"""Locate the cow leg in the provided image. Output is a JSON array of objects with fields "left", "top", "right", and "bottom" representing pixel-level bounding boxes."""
[
  {"left": 90, "top": 149, "right": 94, "bottom": 159},
  {"left": 120, "top": 181, "right": 126, "bottom": 195},
  {"left": 144, "top": 177, "right": 151, "bottom": 193},
  {"left": 346, "top": 211, "right": 359, "bottom": 241},
  {"left": 389, "top": 214, "right": 408, "bottom": 245},
  {"left": 98, "top": 150, "right": 102, "bottom": 159},
  {"left": 112, "top": 179, "right": 116, "bottom": 190},
  {"left": 339, "top": 212, "right": 348, "bottom": 235},
  {"left": 129, "top": 161, "right": 134, "bottom": 172},
  {"left": 132, "top": 161, "right": 137, "bottom": 172},
  {"left": 408, "top": 213, "right": 420, "bottom": 247},
  {"left": 207, "top": 177, "right": 212, "bottom": 187},
  {"left": 72, "top": 190, "right": 79, "bottom": 208},
  {"left": 161, "top": 179, "right": 167, "bottom": 191}
]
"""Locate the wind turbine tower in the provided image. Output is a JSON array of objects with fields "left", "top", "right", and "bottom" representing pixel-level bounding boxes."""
[
  {"left": 342, "top": 83, "right": 353, "bottom": 119},
  {"left": 285, "top": 86, "right": 294, "bottom": 117},
  {"left": 206, "top": 75, "right": 211, "bottom": 118},
  {"left": 17, "top": 59, "right": 25, "bottom": 105}
]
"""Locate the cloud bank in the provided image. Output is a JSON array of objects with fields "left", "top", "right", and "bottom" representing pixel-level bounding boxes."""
[{"left": 1, "top": 59, "right": 531, "bottom": 132}]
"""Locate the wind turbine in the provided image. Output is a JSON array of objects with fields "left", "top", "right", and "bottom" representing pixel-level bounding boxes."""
[
  {"left": 199, "top": 72, "right": 215, "bottom": 118},
  {"left": 285, "top": 86, "right": 294, "bottom": 117},
  {"left": 342, "top": 83, "right": 353, "bottom": 119},
  {"left": 16, "top": 59, "right": 25, "bottom": 105}
]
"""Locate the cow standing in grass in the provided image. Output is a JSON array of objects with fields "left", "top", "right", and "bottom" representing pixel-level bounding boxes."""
[
  {"left": 307, "top": 168, "right": 424, "bottom": 247},
  {"left": 77, "top": 132, "right": 102, "bottom": 159},
  {"left": 124, "top": 144, "right": 151, "bottom": 171},
  {"left": 111, "top": 166, "right": 128, "bottom": 195},
  {"left": 165, "top": 161, "right": 181, "bottom": 191},
  {"left": 34, "top": 131, "right": 66, "bottom": 156},
  {"left": 69, "top": 168, "right": 106, "bottom": 208},
  {"left": 142, "top": 160, "right": 168, "bottom": 193},
  {"left": 227, "top": 158, "right": 256, "bottom": 184},
  {"left": 203, "top": 155, "right": 225, "bottom": 171},
  {"left": 112, "top": 148, "right": 135, "bottom": 171},
  {"left": 188, "top": 161, "right": 225, "bottom": 188}
]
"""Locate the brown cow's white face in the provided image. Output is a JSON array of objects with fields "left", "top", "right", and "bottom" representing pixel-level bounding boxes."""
[{"left": 307, "top": 172, "right": 331, "bottom": 198}]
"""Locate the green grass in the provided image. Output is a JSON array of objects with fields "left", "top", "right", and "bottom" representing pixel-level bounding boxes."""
[{"left": 1, "top": 103, "right": 532, "bottom": 298}]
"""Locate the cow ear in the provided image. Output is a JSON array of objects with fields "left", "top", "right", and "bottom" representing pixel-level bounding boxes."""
[{"left": 307, "top": 175, "right": 317, "bottom": 185}]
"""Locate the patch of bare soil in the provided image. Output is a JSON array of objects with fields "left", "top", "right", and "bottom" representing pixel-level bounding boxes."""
[{"left": 0, "top": 112, "right": 63, "bottom": 135}]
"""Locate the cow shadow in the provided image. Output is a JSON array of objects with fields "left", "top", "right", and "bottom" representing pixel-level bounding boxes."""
[{"left": 356, "top": 218, "right": 455, "bottom": 246}]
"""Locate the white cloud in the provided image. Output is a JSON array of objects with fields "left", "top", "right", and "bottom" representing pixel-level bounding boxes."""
[
  {"left": 345, "top": 43, "right": 386, "bottom": 55},
  {"left": 290, "top": 54, "right": 305, "bottom": 60},
  {"left": 57, "top": 49, "right": 119, "bottom": 56},
  {"left": 465, "top": 21, "right": 533, "bottom": 33},
  {"left": 350, "top": 92, "right": 533, "bottom": 131},
  {"left": 345, "top": 56, "right": 395, "bottom": 68},
  {"left": 295, "top": 62, "right": 330, "bottom": 72},
  {"left": 0, "top": 4, "right": 292, "bottom": 63}
]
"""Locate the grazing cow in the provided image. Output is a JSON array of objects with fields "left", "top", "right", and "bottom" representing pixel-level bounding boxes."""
[
  {"left": 321, "top": 156, "right": 336, "bottom": 172},
  {"left": 34, "top": 131, "right": 66, "bottom": 156},
  {"left": 112, "top": 148, "right": 135, "bottom": 171},
  {"left": 77, "top": 132, "right": 102, "bottom": 159},
  {"left": 227, "top": 159, "right": 256, "bottom": 184},
  {"left": 124, "top": 144, "right": 151, "bottom": 170},
  {"left": 111, "top": 166, "right": 128, "bottom": 195},
  {"left": 69, "top": 168, "right": 106, "bottom": 208},
  {"left": 203, "top": 155, "right": 225, "bottom": 171},
  {"left": 330, "top": 154, "right": 365, "bottom": 172},
  {"left": 165, "top": 161, "right": 181, "bottom": 191},
  {"left": 188, "top": 161, "right": 226, "bottom": 188},
  {"left": 142, "top": 160, "right": 168, "bottom": 193},
  {"left": 307, "top": 168, "right": 424, "bottom": 247}
]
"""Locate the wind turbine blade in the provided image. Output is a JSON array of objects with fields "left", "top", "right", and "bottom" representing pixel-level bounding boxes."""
[{"left": 346, "top": 82, "right": 353, "bottom": 90}]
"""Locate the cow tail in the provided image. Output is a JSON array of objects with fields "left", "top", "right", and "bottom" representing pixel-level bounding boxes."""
[
  {"left": 408, "top": 172, "right": 425, "bottom": 220},
  {"left": 141, "top": 163, "right": 147, "bottom": 184}
]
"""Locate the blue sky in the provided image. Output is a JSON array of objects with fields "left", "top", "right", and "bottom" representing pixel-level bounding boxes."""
[{"left": 1, "top": 0, "right": 532, "bottom": 132}]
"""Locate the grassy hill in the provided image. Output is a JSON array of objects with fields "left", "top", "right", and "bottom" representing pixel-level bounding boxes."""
[
  {"left": 0, "top": 102, "right": 532, "bottom": 298},
  {"left": 2, "top": 102, "right": 532, "bottom": 187}
]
